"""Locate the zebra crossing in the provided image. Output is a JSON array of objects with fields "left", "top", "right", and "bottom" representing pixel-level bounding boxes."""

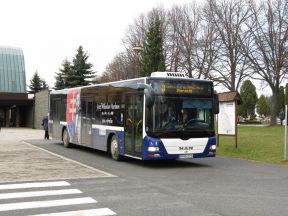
[{"left": 0, "top": 180, "right": 116, "bottom": 216}]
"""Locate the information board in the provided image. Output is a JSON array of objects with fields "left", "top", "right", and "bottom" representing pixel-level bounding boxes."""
[{"left": 218, "top": 101, "right": 236, "bottom": 135}]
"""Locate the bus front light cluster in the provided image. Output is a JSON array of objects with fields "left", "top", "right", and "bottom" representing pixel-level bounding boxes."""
[
  {"left": 148, "top": 154, "right": 160, "bottom": 157},
  {"left": 210, "top": 145, "right": 216, "bottom": 150},
  {"left": 148, "top": 146, "right": 159, "bottom": 152}
]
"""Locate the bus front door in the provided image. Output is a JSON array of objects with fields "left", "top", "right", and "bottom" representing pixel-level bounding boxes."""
[{"left": 125, "top": 94, "right": 143, "bottom": 157}]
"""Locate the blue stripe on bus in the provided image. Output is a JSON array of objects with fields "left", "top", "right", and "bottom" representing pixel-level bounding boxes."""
[{"left": 116, "top": 131, "right": 125, "bottom": 155}]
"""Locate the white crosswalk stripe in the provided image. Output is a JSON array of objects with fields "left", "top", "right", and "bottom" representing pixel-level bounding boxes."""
[
  {"left": 29, "top": 208, "right": 116, "bottom": 216},
  {"left": 0, "top": 189, "right": 82, "bottom": 200},
  {"left": 0, "top": 181, "right": 70, "bottom": 190},
  {"left": 0, "top": 180, "right": 116, "bottom": 215},
  {"left": 0, "top": 197, "right": 97, "bottom": 212}
]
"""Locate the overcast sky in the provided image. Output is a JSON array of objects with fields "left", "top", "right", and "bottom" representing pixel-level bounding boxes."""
[{"left": 0, "top": 0, "right": 194, "bottom": 87}]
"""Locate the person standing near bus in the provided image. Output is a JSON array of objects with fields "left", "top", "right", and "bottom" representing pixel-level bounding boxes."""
[
  {"left": 279, "top": 109, "right": 285, "bottom": 125},
  {"left": 42, "top": 115, "right": 49, "bottom": 139}
]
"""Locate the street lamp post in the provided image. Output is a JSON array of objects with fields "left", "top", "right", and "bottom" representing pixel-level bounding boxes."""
[{"left": 132, "top": 45, "right": 143, "bottom": 78}]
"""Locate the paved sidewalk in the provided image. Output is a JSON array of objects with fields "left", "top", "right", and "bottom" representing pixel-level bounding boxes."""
[{"left": 0, "top": 128, "right": 114, "bottom": 183}]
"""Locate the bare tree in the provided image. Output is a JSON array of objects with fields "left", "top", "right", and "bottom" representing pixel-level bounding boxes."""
[
  {"left": 194, "top": 5, "right": 220, "bottom": 80},
  {"left": 101, "top": 7, "right": 167, "bottom": 80},
  {"left": 97, "top": 50, "right": 139, "bottom": 83},
  {"left": 242, "top": 0, "right": 288, "bottom": 125},
  {"left": 206, "top": 0, "right": 252, "bottom": 91},
  {"left": 167, "top": 4, "right": 200, "bottom": 77},
  {"left": 122, "top": 13, "right": 147, "bottom": 51},
  {"left": 166, "top": 6, "right": 182, "bottom": 72}
]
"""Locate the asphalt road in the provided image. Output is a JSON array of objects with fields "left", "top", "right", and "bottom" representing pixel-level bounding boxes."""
[{"left": 16, "top": 139, "right": 288, "bottom": 216}]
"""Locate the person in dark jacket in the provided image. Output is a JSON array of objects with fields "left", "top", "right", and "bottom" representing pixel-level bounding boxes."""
[
  {"left": 42, "top": 116, "right": 49, "bottom": 139},
  {"left": 279, "top": 110, "right": 285, "bottom": 126}
]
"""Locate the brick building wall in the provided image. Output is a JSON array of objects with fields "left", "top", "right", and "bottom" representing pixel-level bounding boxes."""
[{"left": 34, "top": 90, "right": 49, "bottom": 129}]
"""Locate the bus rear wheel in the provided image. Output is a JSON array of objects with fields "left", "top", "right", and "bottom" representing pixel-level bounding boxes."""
[
  {"left": 110, "top": 135, "right": 121, "bottom": 161},
  {"left": 63, "top": 128, "right": 71, "bottom": 148}
]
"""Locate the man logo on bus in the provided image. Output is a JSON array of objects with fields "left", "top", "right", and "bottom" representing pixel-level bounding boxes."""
[{"left": 179, "top": 146, "right": 193, "bottom": 151}]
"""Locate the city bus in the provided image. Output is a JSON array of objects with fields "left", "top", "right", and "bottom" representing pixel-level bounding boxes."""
[{"left": 49, "top": 72, "right": 219, "bottom": 161}]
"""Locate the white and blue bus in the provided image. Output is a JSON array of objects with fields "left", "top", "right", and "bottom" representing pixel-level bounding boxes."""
[{"left": 49, "top": 72, "right": 219, "bottom": 161}]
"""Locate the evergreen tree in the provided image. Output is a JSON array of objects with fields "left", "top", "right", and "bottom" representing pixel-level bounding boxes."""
[
  {"left": 71, "top": 46, "right": 95, "bottom": 87},
  {"left": 54, "top": 59, "right": 72, "bottom": 90},
  {"left": 285, "top": 83, "right": 288, "bottom": 106},
  {"left": 28, "top": 71, "right": 43, "bottom": 93},
  {"left": 239, "top": 80, "right": 258, "bottom": 119},
  {"left": 140, "top": 15, "right": 165, "bottom": 77},
  {"left": 256, "top": 95, "right": 271, "bottom": 117},
  {"left": 41, "top": 79, "right": 49, "bottom": 90},
  {"left": 54, "top": 73, "right": 65, "bottom": 90}
]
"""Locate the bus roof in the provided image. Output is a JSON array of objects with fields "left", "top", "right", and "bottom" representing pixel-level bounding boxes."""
[{"left": 50, "top": 72, "right": 213, "bottom": 95}]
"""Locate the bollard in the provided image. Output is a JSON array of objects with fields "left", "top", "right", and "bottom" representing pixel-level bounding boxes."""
[{"left": 285, "top": 105, "right": 287, "bottom": 160}]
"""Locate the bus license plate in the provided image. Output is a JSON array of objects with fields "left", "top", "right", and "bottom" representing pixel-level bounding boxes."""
[{"left": 179, "top": 154, "right": 193, "bottom": 159}]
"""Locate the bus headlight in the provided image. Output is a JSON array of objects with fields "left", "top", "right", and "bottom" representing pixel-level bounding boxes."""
[
  {"left": 210, "top": 145, "right": 216, "bottom": 150},
  {"left": 148, "top": 146, "right": 159, "bottom": 152}
]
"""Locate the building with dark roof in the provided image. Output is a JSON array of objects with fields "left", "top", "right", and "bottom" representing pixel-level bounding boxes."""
[
  {"left": 218, "top": 91, "right": 242, "bottom": 104},
  {"left": 0, "top": 46, "right": 34, "bottom": 127}
]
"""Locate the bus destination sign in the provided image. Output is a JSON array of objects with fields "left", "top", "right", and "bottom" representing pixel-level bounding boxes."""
[{"left": 151, "top": 80, "right": 212, "bottom": 96}]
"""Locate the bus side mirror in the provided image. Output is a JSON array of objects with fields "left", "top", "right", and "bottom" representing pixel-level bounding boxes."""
[
  {"left": 137, "top": 83, "right": 155, "bottom": 108},
  {"left": 214, "top": 93, "right": 219, "bottom": 114}
]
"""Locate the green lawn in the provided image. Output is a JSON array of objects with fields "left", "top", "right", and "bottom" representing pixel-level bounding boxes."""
[{"left": 217, "top": 125, "right": 288, "bottom": 165}]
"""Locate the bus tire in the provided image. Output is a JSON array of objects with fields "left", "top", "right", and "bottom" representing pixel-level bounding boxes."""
[
  {"left": 110, "top": 135, "right": 121, "bottom": 161},
  {"left": 63, "top": 128, "right": 71, "bottom": 148}
]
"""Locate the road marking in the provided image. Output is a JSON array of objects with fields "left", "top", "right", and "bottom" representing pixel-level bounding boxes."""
[
  {"left": 28, "top": 208, "right": 116, "bottom": 216},
  {"left": 23, "top": 141, "right": 116, "bottom": 178},
  {"left": 0, "top": 197, "right": 97, "bottom": 212},
  {"left": 0, "top": 189, "right": 82, "bottom": 199},
  {"left": 0, "top": 181, "right": 70, "bottom": 190}
]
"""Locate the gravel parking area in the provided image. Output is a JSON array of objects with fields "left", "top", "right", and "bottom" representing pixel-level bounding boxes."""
[{"left": 0, "top": 128, "right": 114, "bottom": 183}]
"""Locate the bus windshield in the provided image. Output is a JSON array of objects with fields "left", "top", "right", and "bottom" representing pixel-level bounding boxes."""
[{"left": 145, "top": 96, "right": 214, "bottom": 138}]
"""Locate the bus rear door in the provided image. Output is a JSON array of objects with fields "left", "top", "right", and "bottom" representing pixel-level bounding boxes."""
[
  {"left": 81, "top": 99, "right": 93, "bottom": 147},
  {"left": 51, "top": 98, "right": 62, "bottom": 140}
]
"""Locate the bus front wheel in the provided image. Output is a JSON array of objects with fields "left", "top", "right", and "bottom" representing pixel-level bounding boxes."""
[
  {"left": 63, "top": 128, "right": 71, "bottom": 148},
  {"left": 110, "top": 135, "right": 121, "bottom": 161}
]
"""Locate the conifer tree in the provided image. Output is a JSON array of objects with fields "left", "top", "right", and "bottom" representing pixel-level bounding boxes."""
[
  {"left": 239, "top": 80, "right": 258, "bottom": 119},
  {"left": 71, "top": 46, "right": 95, "bottom": 87},
  {"left": 140, "top": 15, "right": 165, "bottom": 77},
  {"left": 285, "top": 83, "right": 288, "bottom": 106},
  {"left": 28, "top": 71, "right": 43, "bottom": 93},
  {"left": 54, "top": 47, "right": 95, "bottom": 89},
  {"left": 54, "top": 73, "right": 65, "bottom": 90},
  {"left": 256, "top": 95, "right": 271, "bottom": 117},
  {"left": 41, "top": 80, "right": 49, "bottom": 90},
  {"left": 54, "top": 59, "right": 72, "bottom": 90}
]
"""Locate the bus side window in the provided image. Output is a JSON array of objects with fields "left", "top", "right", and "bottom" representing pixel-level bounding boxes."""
[
  {"left": 61, "top": 98, "right": 67, "bottom": 121},
  {"left": 108, "top": 94, "right": 123, "bottom": 127},
  {"left": 81, "top": 101, "right": 87, "bottom": 117},
  {"left": 50, "top": 99, "right": 55, "bottom": 120},
  {"left": 87, "top": 102, "right": 93, "bottom": 119},
  {"left": 94, "top": 95, "right": 106, "bottom": 125}
]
